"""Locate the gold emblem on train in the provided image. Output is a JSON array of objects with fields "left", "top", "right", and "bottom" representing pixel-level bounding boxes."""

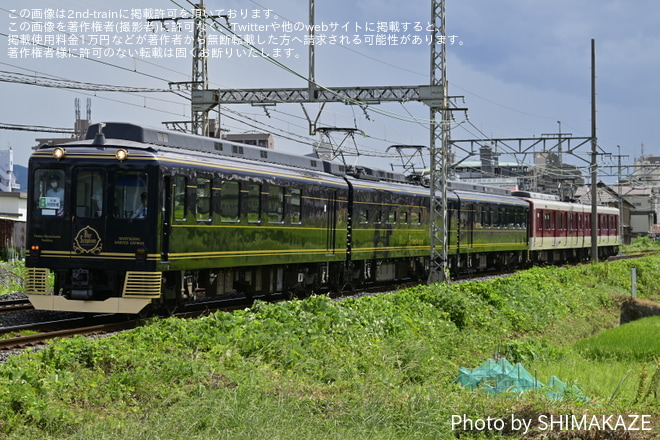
[{"left": 73, "top": 226, "right": 103, "bottom": 254}]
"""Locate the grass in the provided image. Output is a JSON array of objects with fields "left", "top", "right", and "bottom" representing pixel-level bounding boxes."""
[
  {"left": 0, "top": 260, "right": 25, "bottom": 296},
  {"left": 575, "top": 316, "right": 660, "bottom": 361},
  {"left": 528, "top": 357, "right": 649, "bottom": 405},
  {"left": 1, "top": 256, "right": 660, "bottom": 438},
  {"left": 621, "top": 235, "right": 660, "bottom": 254}
]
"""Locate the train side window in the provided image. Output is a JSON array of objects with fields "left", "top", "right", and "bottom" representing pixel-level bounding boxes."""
[
  {"left": 373, "top": 210, "right": 382, "bottom": 224},
  {"left": 34, "top": 169, "right": 66, "bottom": 216},
  {"left": 511, "top": 207, "right": 518, "bottom": 228},
  {"left": 520, "top": 208, "right": 527, "bottom": 229},
  {"left": 474, "top": 206, "right": 482, "bottom": 228},
  {"left": 114, "top": 171, "right": 148, "bottom": 219},
  {"left": 411, "top": 211, "right": 421, "bottom": 225},
  {"left": 358, "top": 208, "right": 369, "bottom": 224},
  {"left": 247, "top": 183, "right": 261, "bottom": 223},
  {"left": 400, "top": 211, "right": 408, "bottom": 224},
  {"left": 502, "top": 207, "right": 510, "bottom": 228},
  {"left": 268, "top": 185, "right": 284, "bottom": 223},
  {"left": 173, "top": 175, "right": 186, "bottom": 221},
  {"left": 290, "top": 188, "right": 302, "bottom": 224},
  {"left": 220, "top": 181, "right": 239, "bottom": 221},
  {"left": 196, "top": 177, "right": 212, "bottom": 221},
  {"left": 544, "top": 212, "right": 551, "bottom": 230},
  {"left": 387, "top": 210, "right": 396, "bottom": 224},
  {"left": 498, "top": 206, "right": 506, "bottom": 228},
  {"left": 482, "top": 206, "right": 491, "bottom": 228}
]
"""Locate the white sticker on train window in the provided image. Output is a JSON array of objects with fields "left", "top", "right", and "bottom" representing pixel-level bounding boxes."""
[{"left": 39, "top": 197, "right": 61, "bottom": 210}]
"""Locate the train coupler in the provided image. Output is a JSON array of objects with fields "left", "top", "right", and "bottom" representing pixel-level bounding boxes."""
[{"left": 71, "top": 269, "right": 93, "bottom": 300}]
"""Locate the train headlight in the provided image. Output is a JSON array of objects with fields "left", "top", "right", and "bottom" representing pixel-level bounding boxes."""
[
  {"left": 115, "top": 148, "right": 129, "bottom": 162},
  {"left": 52, "top": 147, "right": 66, "bottom": 160}
]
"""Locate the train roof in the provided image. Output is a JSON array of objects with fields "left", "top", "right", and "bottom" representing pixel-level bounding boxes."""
[
  {"left": 512, "top": 191, "right": 619, "bottom": 213},
  {"left": 84, "top": 122, "right": 412, "bottom": 185},
  {"left": 510, "top": 190, "right": 560, "bottom": 201},
  {"left": 349, "top": 176, "right": 528, "bottom": 206},
  {"left": 69, "top": 122, "right": 528, "bottom": 203}
]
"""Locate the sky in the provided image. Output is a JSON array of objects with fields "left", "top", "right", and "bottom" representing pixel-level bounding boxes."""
[{"left": 0, "top": 0, "right": 658, "bottom": 185}]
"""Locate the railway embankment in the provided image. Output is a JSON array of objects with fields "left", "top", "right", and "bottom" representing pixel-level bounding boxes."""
[
  {"left": 620, "top": 297, "right": 660, "bottom": 324},
  {"left": 0, "top": 256, "right": 659, "bottom": 439}
]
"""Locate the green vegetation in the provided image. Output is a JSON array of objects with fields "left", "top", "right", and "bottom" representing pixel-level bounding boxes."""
[
  {"left": 621, "top": 235, "right": 660, "bottom": 253},
  {"left": 0, "top": 260, "right": 25, "bottom": 296},
  {"left": 575, "top": 316, "right": 660, "bottom": 361},
  {"left": 1, "top": 257, "right": 660, "bottom": 438}
]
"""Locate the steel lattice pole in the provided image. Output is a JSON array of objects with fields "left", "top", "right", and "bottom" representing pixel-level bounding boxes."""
[{"left": 428, "top": 0, "right": 450, "bottom": 283}]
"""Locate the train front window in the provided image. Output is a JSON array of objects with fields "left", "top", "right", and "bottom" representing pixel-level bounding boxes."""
[
  {"left": 75, "top": 170, "right": 105, "bottom": 218},
  {"left": 34, "top": 169, "right": 66, "bottom": 216},
  {"left": 114, "top": 172, "right": 149, "bottom": 219}
]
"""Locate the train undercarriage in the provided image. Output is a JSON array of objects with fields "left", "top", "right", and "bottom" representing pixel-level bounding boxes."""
[
  {"left": 157, "top": 257, "right": 430, "bottom": 306},
  {"left": 28, "top": 244, "right": 619, "bottom": 315}
]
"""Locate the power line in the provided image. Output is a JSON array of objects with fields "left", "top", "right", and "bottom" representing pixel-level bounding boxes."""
[
  {"left": 0, "top": 123, "right": 75, "bottom": 134},
  {"left": 0, "top": 69, "right": 172, "bottom": 93}
]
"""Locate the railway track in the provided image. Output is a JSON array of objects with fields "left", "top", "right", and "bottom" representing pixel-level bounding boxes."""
[
  {"left": 0, "top": 299, "right": 33, "bottom": 314},
  {"left": 0, "top": 292, "right": 274, "bottom": 354},
  {"left": 609, "top": 249, "right": 660, "bottom": 261},
  {"left": 0, "top": 320, "right": 138, "bottom": 350}
]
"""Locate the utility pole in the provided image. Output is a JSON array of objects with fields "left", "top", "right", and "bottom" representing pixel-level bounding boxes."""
[
  {"left": 191, "top": 0, "right": 209, "bottom": 136},
  {"left": 590, "top": 38, "right": 598, "bottom": 262}
]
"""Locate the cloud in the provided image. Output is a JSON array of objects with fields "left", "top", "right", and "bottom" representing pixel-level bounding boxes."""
[{"left": 0, "top": 0, "right": 657, "bottom": 178}]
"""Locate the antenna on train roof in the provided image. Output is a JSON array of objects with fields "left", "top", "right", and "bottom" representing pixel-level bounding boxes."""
[{"left": 93, "top": 122, "right": 106, "bottom": 146}]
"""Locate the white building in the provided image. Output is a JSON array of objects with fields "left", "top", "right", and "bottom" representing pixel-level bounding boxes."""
[{"left": 0, "top": 148, "right": 19, "bottom": 192}]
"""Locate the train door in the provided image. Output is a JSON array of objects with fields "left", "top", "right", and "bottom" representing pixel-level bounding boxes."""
[
  {"left": 326, "top": 189, "right": 338, "bottom": 254},
  {"left": 463, "top": 202, "right": 474, "bottom": 250},
  {"left": 557, "top": 211, "right": 565, "bottom": 247},
  {"left": 161, "top": 175, "right": 172, "bottom": 262},
  {"left": 70, "top": 168, "right": 106, "bottom": 258},
  {"left": 450, "top": 193, "right": 462, "bottom": 252}
]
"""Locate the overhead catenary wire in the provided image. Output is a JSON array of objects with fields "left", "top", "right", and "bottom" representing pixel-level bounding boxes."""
[
  {"left": 0, "top": 1, "right": 519, "bottom": 153},
  {"left": 169, "top": 0, "right": 438, "bottom": 127},
  {"left": 1, "top": 5, "right": 403, "bottom": 156}
]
